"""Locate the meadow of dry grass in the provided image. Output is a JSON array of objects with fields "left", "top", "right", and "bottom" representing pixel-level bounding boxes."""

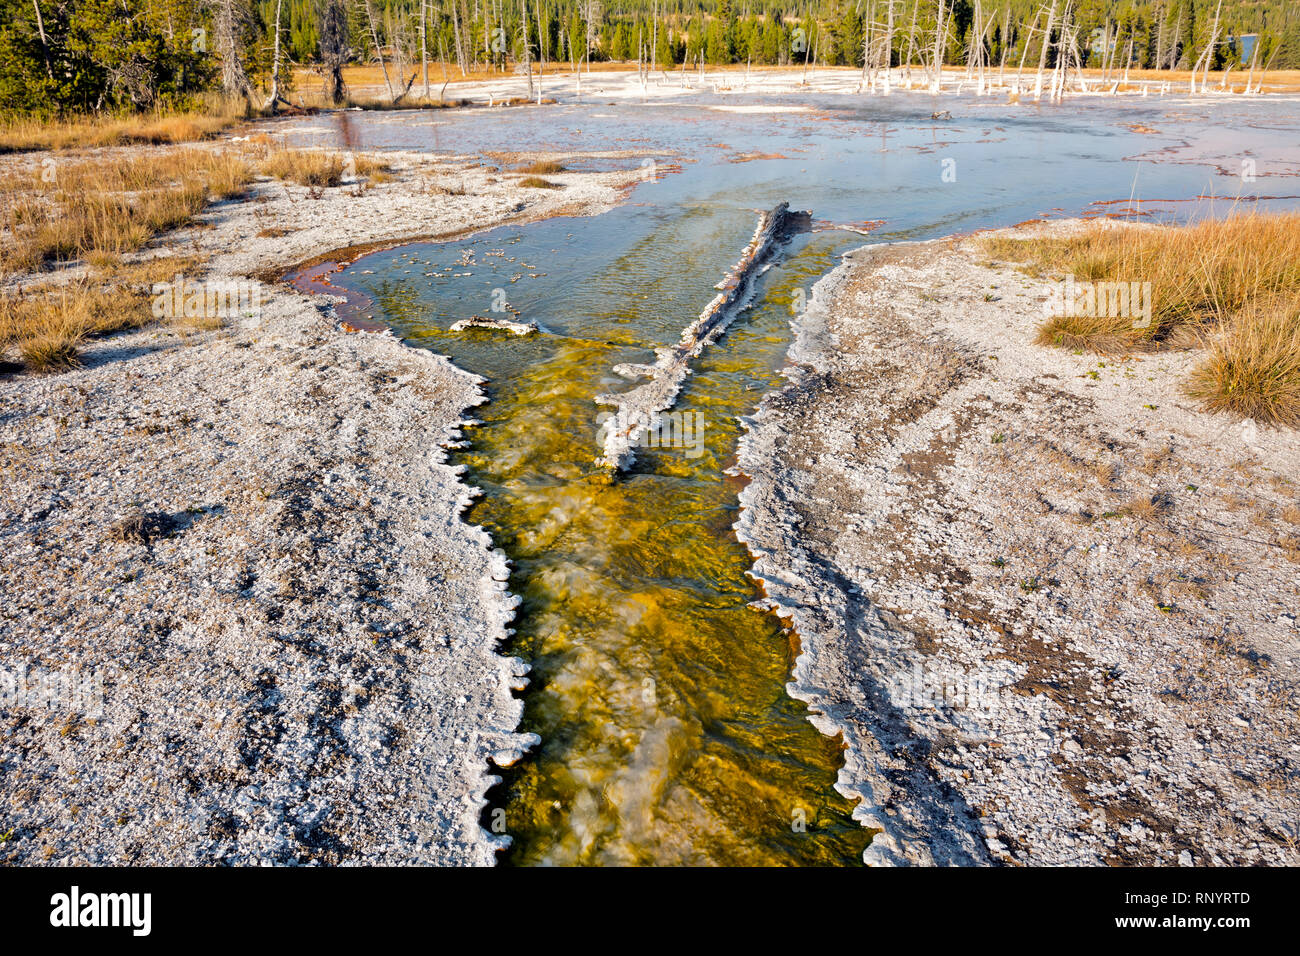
[
  {"left": 0, "top": 97, "right": 254, "bottom": 154},
  {"left": 0, "top": 134, "right": 406, "bottom": 371},
  {"left": 293, "top": 62, "right": 1300, "bottom": 97},
  {"left": 1, "top": 149, "right": 253, "bottom": 273},
  {"left": 0, "top": 144, "right": 253, "bottom": 370},
  {"left": 983, "top": 213, "right": 1300, "bottom": 426}
]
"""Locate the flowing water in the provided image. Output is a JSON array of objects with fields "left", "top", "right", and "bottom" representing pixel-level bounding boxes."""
[{"left": 283, "top": 91, "right": 1300, "bottom": 865}]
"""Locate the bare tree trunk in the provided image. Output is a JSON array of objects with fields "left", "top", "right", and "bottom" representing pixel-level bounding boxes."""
[
  {"left": 1099, "top": 19, "right": 1111, "bottom": 85},
  {"left": 31, "top": 0, "right": 55, "bottom": 82},
  {"left": 1154, "top": 2, "right": 1166, "bottom": 72},
  {"left": 882, "top": 0, "right": 895, "bottom": 93},
  {"left": 903, "top": 0, "right": 919, "bottom": 87},
  {"left": 652, "top": 0, "right": 658, "bottom": 74},
  {"left": 420, "top": 0, "right": 430, "bottom": 98},
  {"left": 535, "top": 0, "right": 546, "bottom": 101},
  {"left": 584, "top": 0, "right": 594, "bottom": 74},
  {"left": 1192, "top": 0, "right": 1223, "bottom": 94},
  {"left": 930, "top": 0, "right": 947, "bottom": 94},
  {"left": 998, "top": 6, "right": 1010, "bottom": 85},
  {"left": 265, "top": 0, "right": 286, "bottom": 111},
  {"left": 1035, "top": 0, "right": 1058, "bottom": 100},
  {"left": 439, "top": 38, "right": 452, "bottom": 100},
  {"left": 363, "top": 0, "right": 397, "bottom": 99},
  {"left": 861, "top": 1, "right": 871, "bottom": 89},
  {"left": 1244, "top": 35, "right": 1260, "bottom": 93},
  {"left": 521, "top": 0, "right": 534, "bottom": 100},
  {"left": 319, "top": 0, "right": 349, "bottom": 105},
  {"left": 452, "top": 0, "right": 467, "bottom": 76},
  {"left": 1016, "top": 13, "right": 1039, "bottom": 91},
  {"left": 215, "top": 0, "right": 256, "bottom": 100}
]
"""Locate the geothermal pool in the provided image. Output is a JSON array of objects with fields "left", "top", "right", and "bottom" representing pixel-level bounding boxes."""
[{"left": 282, "top": 91, "right": 1300, "bottom": 864}]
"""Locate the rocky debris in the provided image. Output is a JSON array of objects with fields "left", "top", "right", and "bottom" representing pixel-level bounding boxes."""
[{"left": 110, "top": 512, "right": 179, "bottom": 546}]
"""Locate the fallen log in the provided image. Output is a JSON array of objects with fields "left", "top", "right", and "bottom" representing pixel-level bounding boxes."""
[
  {"left": 450, "top": 315, "right": 538, "bottom": 335},
  {"left": 595, "top": 202, "right": 806, "bottom": 472}
]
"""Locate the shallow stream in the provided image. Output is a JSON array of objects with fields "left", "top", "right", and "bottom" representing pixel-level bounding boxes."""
[{"left": 283, "top": 92, "right": 1300, "bottom": 864}]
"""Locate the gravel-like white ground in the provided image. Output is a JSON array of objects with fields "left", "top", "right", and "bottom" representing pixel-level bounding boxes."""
[
  {"left": 0, "top": 143, "right": 634, "bottom": 864},
  {"left": 736, "top": 223, "right": 1300, "bottom": 866}
]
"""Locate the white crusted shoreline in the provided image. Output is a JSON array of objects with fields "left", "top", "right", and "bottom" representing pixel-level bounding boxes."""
[
  {"left": 0, "top": 138, "right": 636, "bottom": 864},
  {"left": 736, "top": 222, "right": 1300, "bottom": 866}
]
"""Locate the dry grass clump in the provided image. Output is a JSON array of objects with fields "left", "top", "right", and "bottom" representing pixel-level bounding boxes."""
[
  {"left": 1, "top": 149, "right": 253, "bottom": 272},
  {"left": 512, "top": 159, "right": 567, "bottom": 174},
  {"left": 984, "top": 213, "right": 1300, "bottom": 427},
  {"left": 517, "top": 176, "right": 560, "bottom": 189},
  {"left": 0, "top": 98, "right": 251, "bottom": 153},
  {"left": 0, "top": 283, "right": 151, "bottom": 372},
  {"left": 1185, "top": 300, "right": 1300, "bottom": 427},
  {"left": 351, "top": 153, "right": 395, "bottom": 184},
  {"left": 1, "top": 257, "right": 205, "bottom": 371},
  {"left": 257, "top": 146, "right": 397, "bottom": 187},
  {"left": 259, "top": 146, "right": 347, "bottom": 187}
]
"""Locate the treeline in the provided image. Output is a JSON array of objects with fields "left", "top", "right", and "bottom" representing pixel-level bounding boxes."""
[{"left": 3, "top": 0, "right": 1299, "bottom": 115}]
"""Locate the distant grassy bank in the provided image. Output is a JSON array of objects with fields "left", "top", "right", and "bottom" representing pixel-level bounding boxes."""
[
  {"left": 0, "top": 142, "right": 393, "bottom": 371},
  {"left": 984, "top": 213, "right": 1300, "bottom": 427}
]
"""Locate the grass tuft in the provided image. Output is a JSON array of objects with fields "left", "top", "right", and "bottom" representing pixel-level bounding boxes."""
[
  {"left": 259, "top": 147, "right": 347, "bottom": 187},
  {"left": 512, "top": 160, "right": 567, "bottom": 174},
  {"left": 1, "top": 149, "right": 253, "bottom": 272},
  {"left": 984, "top": 213, "right": 1300, "bottom": 427},
  {"left": 0, "top": 282, "right": 152, "bottom": 372},
  {"left": 1186, "top": 300, "right": 1300, "bottom": 427}
]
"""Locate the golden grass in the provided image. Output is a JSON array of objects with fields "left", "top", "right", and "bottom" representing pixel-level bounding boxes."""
[
  {"left": 1, "top": 149, "right": 253, "bottom": 272},
  {"left": 984, "top": 213, "right": 1300, "bottom": 427},
  {"left": 513, "top": 160, "right": 567, "bottom": 174},
  {"left": 0, "top": 97, "right": 252, "bottom": 154},
  {"left": 256, "top": 145, "right": 395, "bottom": 186},
  {"left": 516, "top": 176, "right": 560, "bottom": 189},
  {"left": 1186, "top": 300, "right": 1300, "bottom": 427},
  {"left": 0, "top": 282, "right": 152, "bottom": 372},
  {"left": 259, "top": 146, "right": 347, "bottom": 187},
  {"left": 293, "top": 62, "right": 1300, "bottom": 97}
]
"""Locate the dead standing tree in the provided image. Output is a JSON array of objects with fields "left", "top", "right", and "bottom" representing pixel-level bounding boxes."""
[
  {"left": 929, "top": 0, "right": 947, "bottom": 93},
  {"left": 362, "top": 0, "right": 397, "bottom": 99},
  {"left": 520, "top": 0, "right": 535, "bottom": 101},
  {"left": 213, "top": 0, "right": 257, "bottom": 101},
  {"left": 265, "top": 0, "right": 289, "bottom": 112},
  {"left": 318, "top": 0, "right": 351, "bottom": 105},
  {"left": 1189, "top": 0, "right": 1224, "bottom": 94},
  {"left": 1034, "top": 0, "right": 1058, "bottom": 101}
]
